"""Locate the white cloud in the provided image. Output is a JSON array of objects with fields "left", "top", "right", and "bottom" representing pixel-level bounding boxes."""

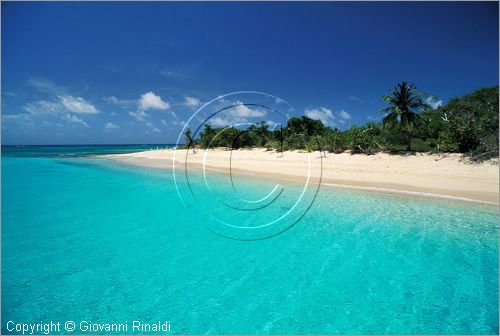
[
  {"left": 265, "top": 120, "right": 280, "bottom": 129},
  {"left": 139, "top": 92, "right": 169, "bottom": 110},
  {"left": 22, "top": 99, "right": 93, "bottom": 128},
  {"left": 25, "top": 97, "right": 96, "bottom": 117},
  {"left": 129, "top": 110, "right": 149, "bottom": 122},
  {"left": 159, "top": 69, "right": 178, "bottom": 77},
  {"left": 207, "top": 101, "right": 267, "bottom": 127},
  {"left": 304, "top": 107, "right": 351, "bottom": 126},
  {"left": 2, "top": 113, "right": 32, "bottom": 121},
  {"left": 104, "top": 96, "right": 135, "bottom": 106},
  {"left": 23, "top": 80, "right": 97, "bottom": 131},
  {"left": 348, "top": 96, "right": 363, "bottom": 103},
  {"left": 27, "top": 78, "right": 66, "bottom": 95},
  {"left": 210, "top": 117, "right": 233, "bottom": 127},
  {"left": 61, "top": 113, "right": 89, "bottom": 127},
  {"left": 184, "top": 96, "right": 201, "bottom": 108},
  {"left": 432, "top": 100, "right": 443, "bottom": 109},
  {"left": 59, "top": 95, "right": 98, "bottom": 114},
  {"left": 171, "top": 120, "right": 185, "bottom": 126},
  {"left": 104, "top": 96, "right": 120, "bottom": 104},
  {"left": 231, "top": 101, "right": 266, "bottom": 118},
  {"left": 146, "top": 121, "right": 161, "bottom": 133},
  {"left": 339, "top": 110, "right": 351, "bottom": 120},
  {"left": 24, "top": 100, "right": 61, "bottom": 115},
  {"left": 161, "top": 119, "right": 168, "bottom": 126},
  {"left": 105, "top": 122, "right": 120, "bottom": 129},
  {"left": 304, "top": 107, "right": 335, "bottom": 127},
  {"left": 169, "top": 111, "right": 178, "bottom": 119},
  {"left": 426, "top": 96, "right": 444, "bottom": 109}
]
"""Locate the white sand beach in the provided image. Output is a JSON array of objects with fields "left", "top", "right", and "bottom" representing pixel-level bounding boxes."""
[{"left": 104, "top": 148, "right": 499, "bottom": 204}]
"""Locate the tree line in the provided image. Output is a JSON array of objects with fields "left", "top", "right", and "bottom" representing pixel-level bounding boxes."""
[{"left": 184, "top": 83, "right": 499, "bottom": 161}]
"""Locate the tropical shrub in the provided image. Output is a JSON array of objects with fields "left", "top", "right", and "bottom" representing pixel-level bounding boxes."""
[{"left": 189, "top": 86, "right": 498, "bottom": 160}]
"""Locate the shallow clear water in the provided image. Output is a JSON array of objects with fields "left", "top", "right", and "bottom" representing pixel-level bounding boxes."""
[
  {"left": 1, "top": 144, "right": 174, "bottom": 158},
  {"left": 2, "top": 146, "right": 498, "bottom": 334}
]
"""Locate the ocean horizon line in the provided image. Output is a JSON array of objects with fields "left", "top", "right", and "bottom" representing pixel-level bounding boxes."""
[{"left": 1, "top": 143, "right": 180, "bottom": 147}]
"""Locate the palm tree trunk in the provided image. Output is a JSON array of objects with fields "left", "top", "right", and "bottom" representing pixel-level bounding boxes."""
[{"left": 407, "top": 132, "right": 411, "bottom": 151}]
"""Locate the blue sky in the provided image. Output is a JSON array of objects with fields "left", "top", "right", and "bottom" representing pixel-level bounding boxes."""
[{"left": 2, "top": 1, "right": 498, "bottom": 145}]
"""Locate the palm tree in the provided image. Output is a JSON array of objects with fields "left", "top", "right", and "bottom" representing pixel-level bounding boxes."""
[
  {"left": 183, "top": 128, "right": 193, "bottom": 147},
  {"left": 380, "top": 81, "right": 428, "bottom": 151}
]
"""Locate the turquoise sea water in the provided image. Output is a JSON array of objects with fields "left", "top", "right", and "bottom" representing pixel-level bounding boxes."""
[{"left": 2, "top": 145, "right": 498, "bottom": 334}]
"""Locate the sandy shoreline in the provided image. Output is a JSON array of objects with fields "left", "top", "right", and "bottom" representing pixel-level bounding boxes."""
[{"left": 103, "top": 148, "right": 499, "bottom": 205}]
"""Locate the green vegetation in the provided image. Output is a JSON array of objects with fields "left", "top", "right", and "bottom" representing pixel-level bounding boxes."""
[
  {"left": 380, "top": 81, "right": 428, "bottom": 151},
  {"left": 416, "top": 86, "right": 499, "bottom": 160},
  {"left": 186, "top": 85, "right": 498, "bottom": 161}
]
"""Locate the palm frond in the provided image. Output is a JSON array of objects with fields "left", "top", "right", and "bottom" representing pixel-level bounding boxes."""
[
  {"left": 382, "top": 112, "right": 398, "bottom": 128},
  {"left": 380, "top": 82, "right": 427, "bottom": 149}
]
